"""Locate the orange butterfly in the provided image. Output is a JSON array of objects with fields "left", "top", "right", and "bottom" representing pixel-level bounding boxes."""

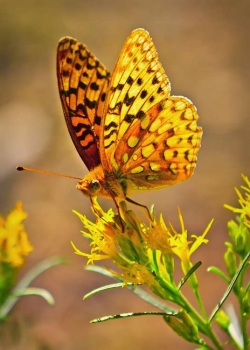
[{"left": 57, "top": 28, "right": 202, "bottom": 205}]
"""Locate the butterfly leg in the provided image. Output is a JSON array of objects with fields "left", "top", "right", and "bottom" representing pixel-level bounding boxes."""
[
  {"left": 89, "top": 195, "right": 121, "bottom": 229},
  {"left": 104, "top": 189, "right": 125, "bottom": 232},
  {"left": 90, "top": 196, "right": 104, "bottom": 217},
  {"left": 125, "top": 197, "right": 153, "bottom": 222}
]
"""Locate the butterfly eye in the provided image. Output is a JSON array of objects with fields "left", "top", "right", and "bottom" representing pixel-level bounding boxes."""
[{"left": 89, "top": 180, "right": 100, "bottom": 194}]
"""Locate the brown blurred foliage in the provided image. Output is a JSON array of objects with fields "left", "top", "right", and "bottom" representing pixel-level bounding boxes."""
[{"left": 0, "top": 0, "right": 249, "bottom": 349}]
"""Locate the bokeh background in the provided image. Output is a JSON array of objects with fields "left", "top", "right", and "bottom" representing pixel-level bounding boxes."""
[{"left": 1, "top": 0, "right": 249, "bottom": 349}]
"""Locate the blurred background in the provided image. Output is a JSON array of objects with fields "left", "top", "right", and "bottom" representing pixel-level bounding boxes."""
[{"left": 1, "top": 0, "right": 249, "bottom": 349}]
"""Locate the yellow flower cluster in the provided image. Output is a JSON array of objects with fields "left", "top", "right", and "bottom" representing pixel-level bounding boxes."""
[
  {"left": 73, "top": 200, "right": 213, "bottom": 292},
  {"left": 0, "top": 202, "right": 33, "bottom": 267}
]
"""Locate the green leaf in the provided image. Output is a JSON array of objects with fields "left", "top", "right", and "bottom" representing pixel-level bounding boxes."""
[
  {"left": 0, "top": 256, "right": 67, "bottom": 319},
  {"left": 85, "top": 265, "right": 175, "bottom": 313},
  {"left": 178, "top": 261, "right": 202, "bottom": 290},
  {"left": 207, "top": 266, "right": 229, "bottom": 284},
  {"left": 84, "top": 283, "right": 125, "bottom": 299},
  {"left": 209, "top": 252, "right": 250, "bottom": 322},
  {"left": 91, "top": 311, "right": 176, "bottom": 324}
]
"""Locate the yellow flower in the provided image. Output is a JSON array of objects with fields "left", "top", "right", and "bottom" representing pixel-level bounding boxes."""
[
  {"left": 0, "top": 202, "right": 33, "bottom": 267},
  {"left": 146, "top": 213, "right": 173, "bottom": 255},
  {"left": 168, "top": 209, "right": 213, "bottom": 271},
  {"left": 225, "top": 174, "right": 250, "bottom": 228},
  {"left": 73, "top": 201, "right": 157, "bottom": 286},
  {"left": 72, "top": 203, "right": 124, "bottom": 265},
  {"left": 146, "top": 208, "right": 213, "bottom": 289}
]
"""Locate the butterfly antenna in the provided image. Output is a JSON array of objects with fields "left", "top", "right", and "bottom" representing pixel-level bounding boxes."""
[{"left": 16, "top": 166, "right": 82, "bottom": 180}]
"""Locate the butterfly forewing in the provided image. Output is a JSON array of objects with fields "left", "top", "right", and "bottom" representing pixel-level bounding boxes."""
[
  {"left": 100, "top": 29, "right": 171, "bottom": 172},
  {"left": 57, "top": 37, "right": 110, "bottom": 170}
]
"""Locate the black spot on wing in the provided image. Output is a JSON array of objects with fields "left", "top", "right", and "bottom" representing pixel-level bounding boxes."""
[
  {"left": 101, "top": 92, "right": 106, "bottom": 102},
  {"left": 79, "top": 81, "right": 87, "bottom": 90},
  {"left": 140, "top": 90, "right": 147, "bottom": 99},
  {"left": 126, "top": 76, "right": 134, "bottom": 85},
  {"left": 105, "top": 121, "right": 118, "bottom": 131},
  {"left": 62, "top": 70, "right": 70, "bottom": 77},
  {"left": 152, "top": 76, "right": 159, "bottom": 85},
  {"left": 104, "top": 140, "right": 115, "bottom": 149},
  {"left": 117, "top": 83, "right": 124, "bottom": 90},
  {"left": 104, "top": 128, "right": 118, "bottom": 140},
  {"left": 73, "top": 120, "right": 91, "bottom": 133},
  {"left": 124, "top": 114, "right": 135, "bottom": 123},
  {"left": 125, "top": 93, "right": 135, "bottom": 106},
  {"left": 69, "top": 87, "right": 78, "bottom": 95},
  {"left": 76, "top": 103, "right": 87, "bottom": 115},
  {"left": 136, "top": 110, "right": 145, "bottom": 119},
  {"left": 85, "top": 98, "right": 97, "bottom": 109},
  {"left": 94, "top": 115, "right": 101, "bottom": 126},
  {"left": 137, "top": 78, "right": 143, "bottom": 85},
  {"left": 75, "top": 62, "right": 81, "bottom": 71},
  {"left": 90, "top": 82, "right": 99, "bottom": 91}
]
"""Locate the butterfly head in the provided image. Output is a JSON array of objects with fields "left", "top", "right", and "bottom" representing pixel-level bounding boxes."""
[
  {"left": 77, "top": 179, "right": 101, "bottom": 197},
  {"left": 76, "top": 166, "right": 127, "bottom": 200}
]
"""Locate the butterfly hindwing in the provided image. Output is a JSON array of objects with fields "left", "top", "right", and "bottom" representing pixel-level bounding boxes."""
[{"left": 115, "top": 97, "right": 202, "bottom": 190}]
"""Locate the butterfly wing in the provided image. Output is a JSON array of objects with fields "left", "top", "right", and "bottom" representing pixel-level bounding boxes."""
[
  {"left": 115, "top": 97, "right": 202, "bottom": 192},
  {"left": 57, "top": 37, "right": 110, "bottom": 170},
  {"left": 99, "top": 28, "right": 202, "bottom": 191},
  {"left": 99, "top": 28, "right": 171, "bottom": 172}
]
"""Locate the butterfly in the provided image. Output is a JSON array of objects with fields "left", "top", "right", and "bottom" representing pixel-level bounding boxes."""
[{"left": 57, "top": 28, "right": 202, "bottom": 206}]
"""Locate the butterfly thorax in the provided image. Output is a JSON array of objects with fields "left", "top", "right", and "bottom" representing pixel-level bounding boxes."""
[{"left": 76, "top": 164, "right": 128, "bottom": 200}]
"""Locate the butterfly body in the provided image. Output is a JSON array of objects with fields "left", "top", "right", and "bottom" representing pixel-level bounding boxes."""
[
  {"left": 76, "top": 165, "right": 127, "bottom": 200},
  {"left": 57, "top": 29, "right": 202, "bottom": 203}
]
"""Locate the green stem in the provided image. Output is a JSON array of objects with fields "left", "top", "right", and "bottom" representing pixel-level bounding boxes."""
[
  {"left": 238, "top": 284, "right": 247, "bottom": 350},
  {"left": 194, "top": 287, "right": 208, "bottom": 320},
  {"left": 175, "top": 293, "right": 224, "bottom": 350},
  {"left": 232, "top": 252, "right": 249, "bottom": 350},
  {"left": 240, "top": 263, "right": 249, "bottom": 350},
  {"left": 241, "top": 312, "right": 248, "bottom": 350},
  {"left": 155, "top": 273, "right": 223, "bottom": 349}
]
